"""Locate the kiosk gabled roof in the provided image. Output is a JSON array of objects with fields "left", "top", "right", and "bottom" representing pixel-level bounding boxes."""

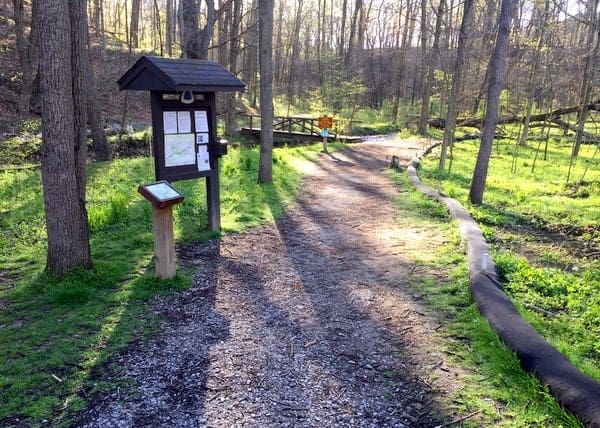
[{"left": 118, "top": 55, "right": 245, "bottom": 93}]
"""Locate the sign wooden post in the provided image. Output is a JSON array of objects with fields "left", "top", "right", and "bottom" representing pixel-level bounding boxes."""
[
  {"left": 138, "top": 181, "right": 185, "bottom": 280},
  {"left": 152, "top": 205, "right": 176, "bottom": 279},
  {"left": 321, "top": 128, "right": 329, "bottom": 153}
]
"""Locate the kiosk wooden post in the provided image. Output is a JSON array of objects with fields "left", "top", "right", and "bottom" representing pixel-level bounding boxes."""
[
  {"left": 138, "top": 181, "right": 184, "bottom": 280},
  {"left": 152, "top": 205, "right": 176, "bottom": 279}
]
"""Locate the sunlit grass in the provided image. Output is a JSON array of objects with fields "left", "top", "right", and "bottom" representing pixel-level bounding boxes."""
[
  {"left": 416, "top": 134, "right": 600, "bottom": 384},
  {"left": 389, "top": 167, "right": 582, "bottom": 427},
  {"left": 0, "top": 143, "right": 319, "bottom": 424},
  {"left": 421, "top": 138, "right": 600, "bottom": 227}
]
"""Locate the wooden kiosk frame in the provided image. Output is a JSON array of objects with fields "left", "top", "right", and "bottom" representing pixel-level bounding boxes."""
[{"left": 118, "top": 55, "right": 245, "bottom": 232}]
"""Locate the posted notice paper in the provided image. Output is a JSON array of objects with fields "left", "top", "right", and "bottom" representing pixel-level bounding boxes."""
[{"left": 197, "top": 145, "right": 210, "bottom": 171}]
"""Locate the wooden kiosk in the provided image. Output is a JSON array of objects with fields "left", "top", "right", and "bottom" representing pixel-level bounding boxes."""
[{"left": 119, "top": 56, "right": 244, "bottom": 278}]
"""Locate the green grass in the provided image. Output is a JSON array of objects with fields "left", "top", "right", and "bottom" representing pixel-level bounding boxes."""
[
  {"left": 412, "top": 133, "right": 600, "bottom": 404},
  {"left": 0, "top": 143, "right": 317, "bottom": 425},
  {"left": 389, "top": 169, "right": 582, "bottom": 427}
]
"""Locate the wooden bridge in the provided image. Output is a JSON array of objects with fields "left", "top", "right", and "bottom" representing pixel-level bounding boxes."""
[{"left": 239, "top": 114, "right": 362, "bottom": 143}]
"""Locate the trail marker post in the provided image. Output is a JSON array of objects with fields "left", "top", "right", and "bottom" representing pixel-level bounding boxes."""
[{"left": 318, "top": 115, "right": 333, "bottom": 153}]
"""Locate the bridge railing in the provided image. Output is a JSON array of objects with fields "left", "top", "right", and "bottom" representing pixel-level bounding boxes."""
[{"left": 239, "top": 114, "right": 337, "bottom": 140}]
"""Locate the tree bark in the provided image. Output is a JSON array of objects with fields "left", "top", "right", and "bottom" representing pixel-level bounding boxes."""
[
  {"left": 573, "top": 0, "right": 599, "bottom": 158},
  {"left": 419, "top": 0, "right": 445, "bottom": 135},
  {"left": 345, "top": 0, "right": 363, "bottom": 71},
  {"left": 469, "top": 0, "right": 515, "bottom": 205},
  {"left": 429, "top": 100, "right": 600, "bottom": 130},
  {"left": 12, "top": 0, "right": 26, "bottom": 66},
  {"left": 153, "top": 0, "right": 163, "bottom": 55},
  {"left": 518, "top": 0, "right": 549, "bottom": 147},
  {"left": 224, "top": 0, "right": 241, "bottom": 137},
  {"left": 339, "top": 0, "right": 348, "bottom": 59},
  {"left": 180, "top": 0, "right": 216, "bottom": 60},
  {"left": 274, "top": 0, "right": 284, "bottom": 86},
  {"left": 130, "top": 0, "right": 141, "bottom": 48},
  {"left": 242, "top": 0, "right": 258, "bottom": 107},
  {"left": 217, "top": 0, "right": 231, "bottom": 65},
  {"left": 471, "top": 0, "right": 497, "bottom": 114},
  {"left": 439, "top": 0, "right": 473, "bottom": 170},
  {"left": 39, "top": 0, "right": 92, "bottom": 274},
  {"left": 258, "top": 0, "right": 274, "bottom": 184},
  {"left": 286, "top": 0, "right": 303, "bottom": 106},
  {"left": 83, "top": 13, "right": 111, "bottom": 161},
  {"left": 17, "top": 0, "right": 39, "bottom": 114},
  {"left": 166, "top": 0, "right": 174, "bottom": 56},
  {"left": 417, "top": 0, "right": 427, "bottom": 132},
  {"left": 391, "top": 0, "right": 414, "bottom": 123},
  {"left": 70, "top": 0, "right": 89, "bottom": 199}
]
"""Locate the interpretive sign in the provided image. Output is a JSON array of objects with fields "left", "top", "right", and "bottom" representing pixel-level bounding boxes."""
[{"left": 138, "top": 180, "right": 185, "bottom": 209}]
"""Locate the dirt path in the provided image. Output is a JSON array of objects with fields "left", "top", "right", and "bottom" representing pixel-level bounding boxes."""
[{"left": 78, "top": 138, "right": 465, "bottom": 427}]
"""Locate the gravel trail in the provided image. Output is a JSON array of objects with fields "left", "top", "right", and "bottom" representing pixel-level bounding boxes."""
[{"left": 77, "top": 138, "right": 463, "bottom": 427}]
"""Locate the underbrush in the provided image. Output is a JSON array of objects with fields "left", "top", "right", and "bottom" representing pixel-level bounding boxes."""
[
  {"left": 416, "top": 135, "right": 600, "bottom": 384},
  {"left": 0, "top": 143, "right": 315, "bottom": 425}
]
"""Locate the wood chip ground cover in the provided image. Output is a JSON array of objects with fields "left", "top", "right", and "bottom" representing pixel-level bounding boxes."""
[{"left": 76, "top": 139, "right": 481, "bottom": 427}]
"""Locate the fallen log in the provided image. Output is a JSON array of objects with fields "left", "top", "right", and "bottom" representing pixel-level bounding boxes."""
[
  {"left": 428, "top": 100, "right": 600, "bottom": 130},
  {"left": 551, "top": 118, "right": 600, "bottom": 142},
  {"left": 454, "top": 132, "right": 505, "bottom": 142}
]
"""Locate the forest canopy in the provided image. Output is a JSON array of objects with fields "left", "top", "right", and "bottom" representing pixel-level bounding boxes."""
[{"left": 3, "top": 0, "right": 597, "bottom": 128}]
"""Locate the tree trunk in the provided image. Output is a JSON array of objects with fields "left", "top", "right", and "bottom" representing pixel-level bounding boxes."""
[
  {"left": 224, "top": 0, "right": 241, "bottom": 137},
  {"left": 339, "top": 0, "right": 348, "bottom": 59},
  {"left": 274, "top": 0, "right": 284, "bottom": 86},
  {"left": 286, "top": 0, "right": 303, "bottom": 106},
  {"left": 92, "top": 0, "right": 101, "bottom": 38},
  {"left": 573, "top": 0, "right": 599, "bottom": 158},
  {"left": 439, "top": 0, "right": 473, "bottom": 170},
  {"left": 242, "top": 0, "right": 258, "bottom": 107},
  {"left": 12, "top": 0, "right": 26, "bottom": 66},
  {"left": 316, "top": 0, "right": 323, "bottom": 84},
  {"left": 39, "top": 0, "right": 92, "bottom": 274},
  {"left": 70, "top": 0, "right": 89, "bottom": 199},
  {"left": 17, "top": 0, "right": 39, "bottom": 114},
  {"left": 391, "top": 0, "right": 414, "bottom": 123},
  {"left": 153, "top": 0, "right": 163, "bottom": 55},
  {"left": 130, "top": 0, "right": 141, "bottom": 48},
  {"left": 98, "top": 0, "right": 107, "bottom": 55},
  {"left": 418, "top": 0, "right": 445, "bottom": 135},
  {"left": 429, "top": 100, "right": 600, "bottom": 130},
  {"left": 217, "top": 0, "right": 231, "bottom": 65},
  {"left": 469, "top": 0, "right": 515, "bottom": 205},
  {"left": 417, "top": 0, "right": 427, "bottom": 133},
  {"left": 199, "top": 0, "right": 216, "bottom": 59},
  {"left": 519, "top": 0, "right": 549, "bottom": 147},
  {"left": 180, "top": 0, "right": 216, "bottom": 60},
  {"left": 345, "top": 0, "right": 363, "bottom": 71},
  {"left": 471, "top": 0, "right": 497, "bottom": 114},
  {"left": 166, "top": 0, "right": 174, "bottom": 56},
  {"left": 86, "top": 67, "right": 111, "bottom": 161},
  {"left": 258, "top": 0, "right": 274, "bottom": 184}
]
